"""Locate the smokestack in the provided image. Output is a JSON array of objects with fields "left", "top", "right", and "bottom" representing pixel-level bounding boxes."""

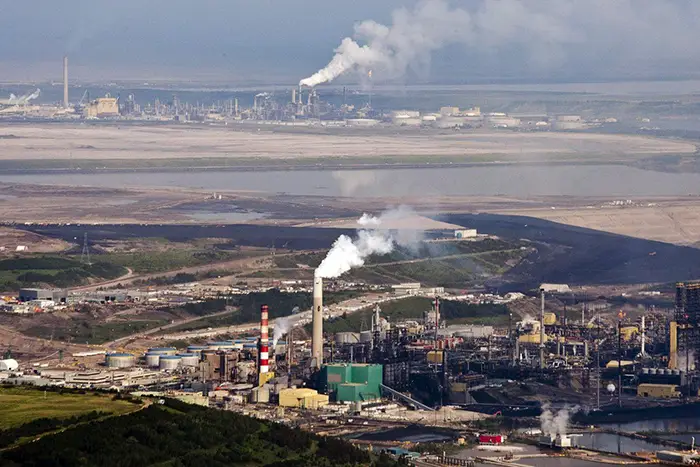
[
  {"left": 259, "top": 305, "right": 269, "bottom": 375},
  {"left": 669, "top": 320, "right": 678, "bottom": 369},
  {"left": 291, "top": 88, "right": 297, "bottom": 105},
  {"left": 641, "top": 315, "right": 646, "bottom": 356},
  {"left": 540, "top": 288, "right": 546, "bottom": 370},
  {"left": 312, "top": 276, "right": 323, "bottom": 369},
  {"left": 63, "top": 56, "right": 68, "bottom": 108}
]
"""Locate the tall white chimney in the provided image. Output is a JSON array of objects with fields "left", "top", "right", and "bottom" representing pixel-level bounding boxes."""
[{"left": 312, "top": 276, "right": 323, "bottom": 369}]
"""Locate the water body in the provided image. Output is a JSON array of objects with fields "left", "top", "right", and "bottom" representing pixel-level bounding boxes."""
[
  {"left": 575, "top": 432, "right": 665, "bottom": 453},
  {"left": 4, "top": 165, "right": 700, "bottom": 198},
  {"left": 182, "top": 211, "right": 267, "bottom": 222},
  {"left": 607, "top": 418, "right": 700, "bottom": 433}
]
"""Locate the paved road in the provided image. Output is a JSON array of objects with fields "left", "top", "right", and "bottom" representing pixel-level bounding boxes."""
[
  {"left": 155, "top": 292, "right": 414, "bottom": 341},
  {"left": 103, "top": 308, "right": 235, "bottom": 349}
]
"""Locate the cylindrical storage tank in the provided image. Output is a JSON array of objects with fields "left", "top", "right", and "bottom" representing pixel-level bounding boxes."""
[
  {"left": 105, "top": 353, "right": 135, "bottom": 369},
  {"left": 159, "top": 355, "right": 182, "bottom": 371},
  {"left": 359, "top": 331, "right": 373, "bottom": 343},
  {"left": 187, "top": 345, "right": 208, "bottom": 354},
  {"left": 665, "top": 369, "right": 673, "bottom": 375},
  {"left": 649, "top": 368, "right": 657, "bottom": 375},
  {"left": 335, "top": 332, "right": 360, "bottom": 345},
  {"left": 673, "top": 369, "right": 681, "bottom": 376},
  {"left": 208, "top": 341, "right": 235, "bottom": 351},
  {"left": 145, "top": 352, "right": 161, "bottom": 367},
  {"left": 642, "top": 368, "right": 649, "bottom": 375},
  {"left": 178, "top": 353, "right": 199, "bottom": 367},
  {"left": 147, "top": 347, "right": 177, "bottom": 356}
]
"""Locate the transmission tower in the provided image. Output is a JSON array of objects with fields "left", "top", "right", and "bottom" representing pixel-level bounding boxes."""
[{"left": 80, "top": 232, "right": 91, "bottom": 265}]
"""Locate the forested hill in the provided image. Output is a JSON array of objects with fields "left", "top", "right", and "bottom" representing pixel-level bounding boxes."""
[{"left": 0, "top": 399, "right": 402, "bottom": 467}]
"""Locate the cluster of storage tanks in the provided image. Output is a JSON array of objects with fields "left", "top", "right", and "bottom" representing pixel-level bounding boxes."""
[{"left": 104, "top": 337, "right": 277, "bottom": 371}]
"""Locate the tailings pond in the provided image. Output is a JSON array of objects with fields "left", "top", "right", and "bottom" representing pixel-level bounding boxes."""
[{"left": 4, "top": 165, "right": 700, "bottom": 197}]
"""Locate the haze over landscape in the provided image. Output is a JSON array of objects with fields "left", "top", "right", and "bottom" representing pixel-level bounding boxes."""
[
  {"left": 4, "top": 2, "right": 700, "bottom": 466},
  {"left": 3, "top": 0, "right": 700, "bottom": 83}
]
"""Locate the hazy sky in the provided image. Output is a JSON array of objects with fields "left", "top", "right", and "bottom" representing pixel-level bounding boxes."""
[{"left": 2, "top": 0, "right": 700, "bottom": 84}]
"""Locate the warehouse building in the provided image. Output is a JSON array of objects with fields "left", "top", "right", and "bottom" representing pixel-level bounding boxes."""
[
  {"left": 18, "top": 288, "right": 67, "bottom": 303},
  {"left": 279, "top": 388, "right": 329, "bottom": 409}
]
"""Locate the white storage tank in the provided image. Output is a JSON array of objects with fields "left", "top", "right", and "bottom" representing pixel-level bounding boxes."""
[
  {"left": 186, "top": 345, "right": 208, "bottom": 354},
  {"left": 335, "top": 332, "right": 361, "bottom": 345},
  {"left": 147, "top": 347, "right": 177, "bottom": 356},
  {"left": 105, "top": 353, "right": 135, "bottom": 369},
  {"left": 359, "top": 331, "right": 373, "bottom": 343},
  {"left": 177, "top": 353, "right": 199, "bottom": 367},
  {"left": 0, "top": 359, "right": 19, "bottom": 371},
  {"left": 145, "top": 353, "right": 161, "bottom": 368},
  {"left": 159, "top": 355, "right": 182, "bottom": 371}
]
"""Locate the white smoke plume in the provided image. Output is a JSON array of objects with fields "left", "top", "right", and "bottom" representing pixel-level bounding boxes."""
[
  {"left": 315, "top": 229, "right": 393, "bottom": 279},
  {"left": 540, "top": 403, "right": 577, "bottom": 438},
  {"left": 272, "top": 315, "right": 296, "bottom": 348},
  {"left": 300, "top": 0, "right": 700, "bottom": 87},
  {"left": 316, "top": 206, "right": 426, "bottom": 279}
]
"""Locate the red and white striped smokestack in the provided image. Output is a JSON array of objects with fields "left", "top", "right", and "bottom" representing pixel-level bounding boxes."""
[{"left": 259, "top": 304, "right": 269, "bottom": 374}]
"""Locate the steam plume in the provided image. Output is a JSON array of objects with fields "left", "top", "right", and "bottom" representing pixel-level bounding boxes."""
[
  {"left": 300, "top": 0, "right": 700, "bottom": 87},
  {"left": 540, "top": 403, "right": 577, "bottom": 437},
  {"left": 315, "top": 206, "right": 422, "bottom": 279},
  {"left": 272, "top": 315, "right": 295, "bottom": 348},
  {"left": 315, "top": 229, "right": 393, "bottom": 279}
]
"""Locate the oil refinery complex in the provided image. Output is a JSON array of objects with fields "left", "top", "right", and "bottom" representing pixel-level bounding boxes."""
[
  {"left": 4, "top": 276, "right": 700, "bottom": 465},
  {"left": 0, "top": 56, "right": 613, "bottom": 131}
]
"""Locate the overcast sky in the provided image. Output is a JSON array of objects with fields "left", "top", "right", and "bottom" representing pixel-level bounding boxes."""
[{"left": 2, "top": 0, "right": 700, "bottom": 84}]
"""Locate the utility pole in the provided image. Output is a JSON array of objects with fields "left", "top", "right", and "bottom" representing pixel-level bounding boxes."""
[{"left": 80, "top": 232, "right": 91, "bottom": 265}]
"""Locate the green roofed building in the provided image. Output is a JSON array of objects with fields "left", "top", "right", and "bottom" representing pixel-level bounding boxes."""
[{"left": 320, "top": 363, "right": 383, "bottom": 402}]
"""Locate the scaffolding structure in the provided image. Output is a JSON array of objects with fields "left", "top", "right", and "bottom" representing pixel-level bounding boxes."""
[{"left": 674, "top": 282, "right": 700, "bottom": 371}]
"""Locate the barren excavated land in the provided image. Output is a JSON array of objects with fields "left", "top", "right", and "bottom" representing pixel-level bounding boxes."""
[
  {"left": 2, "top": 123, "right": 700, "bottom": 246},
  {"left": 0, "top": 123, "right": 694, "bottom": 165}
]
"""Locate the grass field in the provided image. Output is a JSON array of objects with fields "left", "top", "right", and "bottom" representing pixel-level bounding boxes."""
[{"left": 0, "top": 388, "right": 139, "bottom": 429}]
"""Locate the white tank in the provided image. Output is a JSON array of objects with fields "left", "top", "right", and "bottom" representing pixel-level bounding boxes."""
[
  {"left": 159, "top": 356, "right": 182, "bottom": 371},
  {"left": 177, "top": 353, "right": 199, "bottom": 367},
  {"left": 335, "top": 332, "right": 360, "bottom": 345},
  {"left": 105, "top": 353, "right": 135, "bottom": 369},
  {"left": 145, "top": 353, "right": 161, "bottom": 367},
  {"left": 147, "top": 347, "right": 177, "bottom": 356},
  {"left": 360, "top": 331, "right": 373, "bottom": 343}
]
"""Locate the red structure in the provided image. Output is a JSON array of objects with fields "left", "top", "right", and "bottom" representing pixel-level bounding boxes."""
[
  {"left": 259, "top": 305, "right": 269, "bottom": 374},
  {"left": 478, "top": 434, "right": 506, "bottom": 445}
]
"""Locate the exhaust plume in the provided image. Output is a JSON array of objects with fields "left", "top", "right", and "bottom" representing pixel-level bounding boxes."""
[
  {"left": 315, "top": 206, "right": 423, "bottom": 279},
  {"left": 315, "top": 229, "right": 393, "bottom": 279},
  {"left": 300, "top": 0, "right": 700, "bottom": 87},
  {"left": 540, "top": 403, "right": 577, "bottom": 437},
  {"left": 272, "top": 315, "right": 296, "bottom": 348}
]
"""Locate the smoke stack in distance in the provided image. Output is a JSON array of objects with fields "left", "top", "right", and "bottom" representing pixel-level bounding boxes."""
[{"left": 312, "top": 276, "right": 323, "bottom": 368}]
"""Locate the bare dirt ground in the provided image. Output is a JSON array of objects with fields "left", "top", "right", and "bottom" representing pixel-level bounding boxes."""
[
  {"left": 490, "top": 198, "right": 700, "bottom": 245},
  {"left": 4, "top": 181, "right": 700, "bottom": 245},
  {"left": 0, "top": 227, "right": 70, "bottom": 255},
  {"left": 0, "top": 124, "right": 694, "bottom": 161}
]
